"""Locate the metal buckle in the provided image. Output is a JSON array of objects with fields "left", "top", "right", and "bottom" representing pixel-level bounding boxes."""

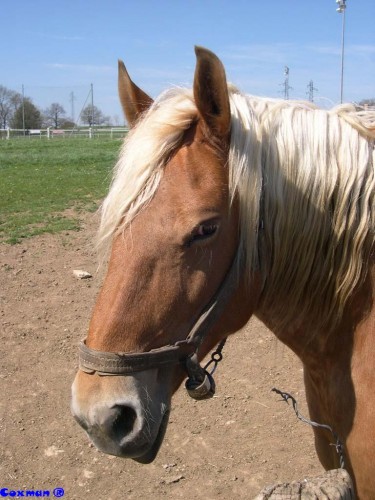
[
  {"left": 185, "top": 370, "right": 216, "bottom": 400},
  {"left": 184, "top": 353, "right": 216, "bottom": 400}
]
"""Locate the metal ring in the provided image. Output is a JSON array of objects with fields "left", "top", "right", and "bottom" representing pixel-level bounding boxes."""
[{"left": 211, "top": 352, "right": 223, "bottom": 362}]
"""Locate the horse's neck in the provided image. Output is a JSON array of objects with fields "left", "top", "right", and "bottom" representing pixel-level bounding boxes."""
[{"left": 257, "top": 256, "right": 374, "bottom": 368}]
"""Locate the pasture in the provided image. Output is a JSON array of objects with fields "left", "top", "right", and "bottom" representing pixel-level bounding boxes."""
[
  {"left": 0, "top": 139, "right": 323, "bottom": 499},
  {"left": 0, "top": 138, "right": 120, "bottom": 244}
]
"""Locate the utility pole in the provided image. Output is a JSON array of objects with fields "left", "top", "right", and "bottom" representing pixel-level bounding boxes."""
[
  {"left": 336, "top": 0, "right": 347, "bottom": 103},
  {"left": 69, "top": 91, "right": 75, "bottom": 124},
  {"left": 90, "top": 83, "right": 94, "bottom": 126},
  {"left": 21, "top": 84, "right": 25, "bottom": 135},
  {"left": 307, "top": 80, "right": 318, "bottom": 102}
]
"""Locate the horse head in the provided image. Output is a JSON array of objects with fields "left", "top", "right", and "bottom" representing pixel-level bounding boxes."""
[{"left": 71, "top": 47, "right": 261, "bottom": 462}]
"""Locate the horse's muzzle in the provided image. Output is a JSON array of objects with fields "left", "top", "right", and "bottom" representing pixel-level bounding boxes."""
[{"left": 71, "top": 370, "right": 171, "bottom": 461}]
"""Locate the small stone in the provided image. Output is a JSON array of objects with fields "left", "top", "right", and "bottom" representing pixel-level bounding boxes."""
[
  {"left": 164, "top": 475, "right": 184, "bottom": 485},
  {"left": 73, "top": 270, "right": 92, "bottom": 279},
  {"left": 162, "top": 463, "right": 177, "bottom": 470}
]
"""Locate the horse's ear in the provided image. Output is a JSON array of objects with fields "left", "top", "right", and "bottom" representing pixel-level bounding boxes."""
[
  {"left": 193, "top": 46, "right": 231, "bottom": 141},
  {"left": 118, "top": 60, "right": 153, "bottom": 128}
]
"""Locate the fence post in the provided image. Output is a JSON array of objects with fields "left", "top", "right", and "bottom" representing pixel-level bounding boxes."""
[
  {"left": 7, "top": 128, "right": 10, "bottom": 140},
  {"left": 47, "top": 127, "right": 51, "bottom": 140},
  {"left": 89, "top": 127, "right": 92, "bottom": 139}
]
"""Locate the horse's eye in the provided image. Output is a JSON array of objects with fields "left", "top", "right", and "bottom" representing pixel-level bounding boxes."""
[
  {"left": 197, "top": 224, "right": 217, "bottom": 237},
  {"left": 187, "top": 222, "right": 218, "bottom": 246}
]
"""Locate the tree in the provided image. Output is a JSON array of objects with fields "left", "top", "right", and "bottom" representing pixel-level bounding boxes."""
[
  {"left": 59, "top": 118, "right": 76, "bottom": 129},
  {"left": 11, "top": 98, "right": 42, "bottom": 129},
  {"left": 81, "top": 104, "right": 109, "bottom": 126},
  {"left": 44, "top": 102, "right": 66, "bottom": 128},
  {"left": 10, "top": 91, "right": 23, "bottom": 115},
  {"left": 0, "top": 86, "right": 13, "bottom": 128},
  {"left": 0, "top": 85, "right": 22, "bottom": 129},
  {"left": 358, "top": 98, "right": 375, "bottom": 108}
]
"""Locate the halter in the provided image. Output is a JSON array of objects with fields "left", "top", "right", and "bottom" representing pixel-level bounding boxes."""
[{"left": 78, "top": 254, "right": 240, "bottom": 400}]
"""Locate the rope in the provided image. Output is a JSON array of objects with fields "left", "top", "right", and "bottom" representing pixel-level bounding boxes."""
[{"left": 272, "top": 387, "right": 346, "bottom": 469}]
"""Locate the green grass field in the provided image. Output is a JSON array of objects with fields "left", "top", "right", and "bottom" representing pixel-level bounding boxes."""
[{"left": 0, "top": 138, "right": 122, "bottom": 244}]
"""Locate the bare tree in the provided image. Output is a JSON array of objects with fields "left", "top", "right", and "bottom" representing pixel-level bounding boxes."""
[
  {"left": 0, "top": 85, "right": 22, "bottom": 129},
  {"left": 44, "top": 102, "right": 66, "bottom": 128}
]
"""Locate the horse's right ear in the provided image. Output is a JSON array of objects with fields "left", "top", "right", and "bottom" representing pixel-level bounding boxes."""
[
  {"left": 118, "top": 60, "right": 153, "bottom": 128},
  {"left": 193, "top": 46, "right": 231, "bottom": 141}
]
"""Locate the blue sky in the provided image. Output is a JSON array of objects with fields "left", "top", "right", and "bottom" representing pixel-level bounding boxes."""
[{"left": 2, "top": 1, "right": 374, "bottom": 124}]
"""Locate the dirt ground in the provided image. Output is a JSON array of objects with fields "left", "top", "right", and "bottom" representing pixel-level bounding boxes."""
[{"left": 0, "top": 212, "right": 323, "bottom": 500}]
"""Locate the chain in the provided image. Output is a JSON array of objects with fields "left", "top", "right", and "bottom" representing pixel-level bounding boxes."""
[
  {"left": 272, "top": 388, "right": 346, "bottom": 469},
  {"left": 204, "top": 338, "right": 227, "bottom": 375}
]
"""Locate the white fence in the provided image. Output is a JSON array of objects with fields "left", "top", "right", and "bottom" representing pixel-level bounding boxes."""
[{"left": 0, "top": 127, "right": 128, "bottom": 140}]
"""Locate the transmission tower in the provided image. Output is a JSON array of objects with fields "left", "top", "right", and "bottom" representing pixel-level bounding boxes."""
[
  {"left": 280, "top": 66, "right": 293, "bottom": 100},
  {"left": 307, "top": 80, "right": 318, "bottom": 102}
]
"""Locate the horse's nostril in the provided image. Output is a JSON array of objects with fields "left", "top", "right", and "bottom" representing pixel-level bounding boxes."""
[{"left": 111, "top": 405, "right": 137, "bottom": 441}]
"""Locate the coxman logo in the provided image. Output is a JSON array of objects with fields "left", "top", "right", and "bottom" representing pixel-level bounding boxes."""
[{"left": 0, "top": 489, "right": 64, "bottom": 498}]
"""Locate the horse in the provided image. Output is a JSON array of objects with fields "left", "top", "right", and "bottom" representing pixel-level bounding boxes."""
[{"left": 71, "top": 47, "right": 375, "bottom": 498}]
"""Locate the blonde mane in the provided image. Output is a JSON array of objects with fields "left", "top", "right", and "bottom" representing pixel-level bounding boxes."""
[{"left": 98, "top": 86, "right": 375, "bottom": 333}]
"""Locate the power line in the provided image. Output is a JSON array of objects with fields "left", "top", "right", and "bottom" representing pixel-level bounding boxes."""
[{"left": 70, "top": 87, "right": 93, "bottom": 136}]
